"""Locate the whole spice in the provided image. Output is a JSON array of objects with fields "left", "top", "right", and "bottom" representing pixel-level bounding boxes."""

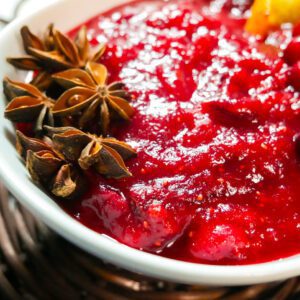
[
  {"left": 16, "top": 130, "right": 85, "bottom": 199},
  {"left": 3, "top": 23, "right": 137, "bottom": 202},
  {"left": 3, "top": 77, "right": 55, "bottom": 133},
  {"left": 52, "top": 62, "right": 134, "bottom": 135},
  {"left": 45, "top": 126, "right": 137, "bottom": 179},
  {"left": 7, "top": 25, "right": 106, "bottom": 89}
]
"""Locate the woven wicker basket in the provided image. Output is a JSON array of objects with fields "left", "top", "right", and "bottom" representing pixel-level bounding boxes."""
[{"left": 0, "top": 182, "right": 299, "bottom": 299}]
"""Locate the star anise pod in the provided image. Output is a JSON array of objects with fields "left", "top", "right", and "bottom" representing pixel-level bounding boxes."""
[
  {"left": 44, "top": 126, "right": 137, "bottom": 179},
  {"left": 7, "top": 25, "right": 106, "bottom": 90},
  {"left": 51, "top": 62, "right": 134, "bottom": 135},
  {"left": 3, "top": 77, "right": 55, "bottom": 133},
  {"left": 16, "top": 130, "right": 85, "bottom": 199}
]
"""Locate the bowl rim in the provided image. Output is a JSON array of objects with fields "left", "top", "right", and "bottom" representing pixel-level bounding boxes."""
[{"left": 0, "top": 0, "right": 300, "bottom": 286}]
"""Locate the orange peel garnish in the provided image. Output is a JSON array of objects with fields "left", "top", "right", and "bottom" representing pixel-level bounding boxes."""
[{"left": 246, "top": 0, "right": 300, "bottom": 36}]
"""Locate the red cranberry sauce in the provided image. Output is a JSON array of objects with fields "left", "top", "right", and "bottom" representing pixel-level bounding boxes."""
[{"left": 63, "top": 0, "right": 300, "bottom": 265}]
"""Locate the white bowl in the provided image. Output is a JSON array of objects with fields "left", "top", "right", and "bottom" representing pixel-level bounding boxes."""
[{"left": 0, "top": 0, "right": 300, "bottom": 286}]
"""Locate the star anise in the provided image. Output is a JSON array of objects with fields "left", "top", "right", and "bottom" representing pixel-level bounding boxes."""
[
  {"left": 16, "top": 130, "right": 85, "bottom": 199},
  {"left": 3, "top": 77, "right": 55, "bottom": 133},
  {"left": 7, "top": 25, "right": 106, "bottom": 90},
  {"left": 51, "top": 62, "right": 134, "bottom": 135},
  {"left": 44, "top": 126, "right": 137, "bottom": 179}
]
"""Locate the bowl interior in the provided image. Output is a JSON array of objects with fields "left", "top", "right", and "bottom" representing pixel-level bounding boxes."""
[{"left": 0, "top": 0, "right": 300, "bottom": 286}]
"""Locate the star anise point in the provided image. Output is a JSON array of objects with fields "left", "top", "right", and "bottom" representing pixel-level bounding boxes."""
[
  {"left": 4, "top": 77, "right": 55, "bottom": 133},
  {"left": 52, "top": 63, "right": 134, "bottom": 134},
  {"left": 7, "top": 24, "right": 107, "bottom": 90}
]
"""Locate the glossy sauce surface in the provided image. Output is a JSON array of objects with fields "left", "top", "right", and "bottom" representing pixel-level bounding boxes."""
[{"left": 63, "top": 0, "right": 300, "bottom": 265}]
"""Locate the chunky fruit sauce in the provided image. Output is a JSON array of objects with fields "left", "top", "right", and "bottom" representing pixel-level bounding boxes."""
[{"left": 62, "top": 0, "right": 300, "bottom": 265}]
